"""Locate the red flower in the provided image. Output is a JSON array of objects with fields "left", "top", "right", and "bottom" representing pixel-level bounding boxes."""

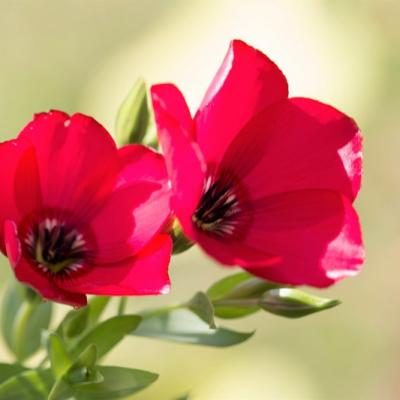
[
  {"left": 0, "top": 111, "right": 172, "bottom": 307},
  {"left": 151, "top": 39, "right": 364, "bottom": 287}
]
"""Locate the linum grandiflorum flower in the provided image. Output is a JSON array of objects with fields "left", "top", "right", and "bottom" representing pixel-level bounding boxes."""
[
  {"left": 0, "top": 111, "right": 172, "bottom": 307},
  {"left": 151, "top": 39, "right": 364, "bottom": 288}
]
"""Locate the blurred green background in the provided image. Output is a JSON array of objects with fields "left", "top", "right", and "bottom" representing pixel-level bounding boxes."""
[{"left": 0, "top": 0, "right": 399, "bottom": 399}]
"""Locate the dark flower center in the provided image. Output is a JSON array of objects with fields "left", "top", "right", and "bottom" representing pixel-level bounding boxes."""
[
  {"left": 24, "top": 218, "right": 87, "bottom": 274},
  {"left": 193, "top": 173, "right": 244, "bottom": 237}
]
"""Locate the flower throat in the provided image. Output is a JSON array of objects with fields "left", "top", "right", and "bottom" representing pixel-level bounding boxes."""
[
  {"left": 193, "top": 173, "right": 243, "bottom": 237},
  {"left": 25, "top": 218, "right": 86, "bottom": 274}
]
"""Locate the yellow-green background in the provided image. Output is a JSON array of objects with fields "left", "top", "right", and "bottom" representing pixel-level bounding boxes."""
[{"left": 0, "top": 1, "right": 399, "bottom": 399}]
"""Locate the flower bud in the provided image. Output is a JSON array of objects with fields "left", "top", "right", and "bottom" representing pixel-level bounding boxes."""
[
  {"left": 116, "top": 78, "right": 157, "bottom": 147},
  {"left": 259, "top": 288, "right": 340, "bottom": 318}
]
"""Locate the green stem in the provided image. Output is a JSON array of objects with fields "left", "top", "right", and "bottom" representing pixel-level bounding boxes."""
[
  {"left": 12, "top": 300, "right": 37, "bottom": 361},
  {"left": 117, "top": 297, "right": 128, "bottom": 315}
]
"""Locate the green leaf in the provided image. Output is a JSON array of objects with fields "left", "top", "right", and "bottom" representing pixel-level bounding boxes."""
[
  {"left": 0, "top": 369, "right": 53, "bottom": 400},
  {"left": 207, "top": 272, "right": 279, "bottom": 319},
  {"left": 74, "top": 366, "right": 158, "bottom": 399},
  {"left": 187, "top": 292, "right": 216, "bottom": 328},
  {"left": 207, "top": 272, "right": 255, "bottom": 301},
  {"left": 57, "top": 296, "right": 111, "bottom": 343},
  {"left": 1, "top": 283, "right": 24, "bottom": 353},
  {"left": 47, "top": 334, "right": 72, "bottom": 380},
  {"left": 133, "top": 309, "right": 253, "bottom": 347},
  {"left": 211, "top": 302, "right": 260, "bottom": 320},
  {"left": 71, "top": 315, "right": 142, "bottom": 359},
  {"left": 259, "top": 288, "right": 341, "bottom": 318},
  {"left": 1, "top": 282, "right": 52, "bottom": 361},
  {"left": 116, "top": 78, "right": 156, "bottom": 147},
  {"left": 62, "top": 306, "right": 89, "bottom": 339},
  {"left": 87, "top": 296, "right": 111, "bottom": 327},
  {"left": 207, "top": 272, "right": 279, "bottom": 301},
  {"left": 47, "top": 379, "right": 74, "bottom": 400},
  {"left": 48, "top": 344, "right": 102, "bottom": 400},
  {"left": 0, "top": 363, "right": 27, "bottom": 384}
]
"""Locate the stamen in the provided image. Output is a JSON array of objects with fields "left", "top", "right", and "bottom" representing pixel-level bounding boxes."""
[
  {"left": 193, "top": 172, "right": 244, "bottom": 237},
  {"left": 24, "top": 218, "right": 87, "bottom": 276}
]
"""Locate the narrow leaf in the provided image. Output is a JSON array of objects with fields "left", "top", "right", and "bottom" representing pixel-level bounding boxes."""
[
  {"left": 0, "top": 369, "right": 53, "bottom": 400},
  {"left": 47, "top": 334, "right": 72, "bottom": 380},
  {"left": 133, "top": 309, "right": 253, "bottom": 347},
  {"left": 74, "top": 366, "right": 158, "bottom": 399},
  {"left": 207, "top": 272, "right": 279, "bottom": 301},
  {"left": 187, "top": 292, "right": 216, "bottom": 328},
  {"left": 62, "top": 307, "right": 89, "bottom": 339},
  {"left": 48, "top": 344, "right": 101, "bottom": 400},
  {"left": 0, "top": 363, "right": 27, "bottom": 384},
  {"left": 212, "top": 303, "right": 259, "bottom": 320},
  {"left": 87, "top": 296, "right": 111, "bottom": 327},
  {"left": 207, "top": 272, "right": 279, "bottom": 319},
  {"left": 56, "top": 296, "right": 111, "bottom": 342},
  {"left": 71, "top": 315, "right": 141, "bottom": 358}
]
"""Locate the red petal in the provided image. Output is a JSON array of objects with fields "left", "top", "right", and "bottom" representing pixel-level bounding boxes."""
[
  {"left": 149, "top": 83, "right": 193, "bottom": 139},
  {"left": 117, "top": 144, "right": 169, "bottom": 186},
  {"left": 18, "top": 111, "right": 119, "bottom": 217},
  {"left": 195, "top": 230, "right": 280, "bottom": 267},
  {"left": 221, "top": 98, "right": 362, "bottom": 201},
  {"left": 195, "top": 39, "right": 288, "bottom": 164},
  {"left": 241, "top": 191, "right": 364, "bottom": 287},
  {"left": 14, "top": 145, "right": 43, "bottom": 216},
  {"left": 90, "top": 145, "right": 171, "bottom": 263},
  {"left": 151, "top": 84, "right": 206, "bottom": 238},
  {"left": 0, "top": 140, "right": 32, "bottom": 251},
  {"left": 57, "top": 235, "right": 171, "bottom": 296},
  {"left": 4, "top": 220, "right": 87, "bottom": 307},
  {"left": 91, "top": 180, "right": 170, "bottom": 263}
]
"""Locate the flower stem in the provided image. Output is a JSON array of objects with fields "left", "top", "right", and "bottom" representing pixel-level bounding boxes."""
[
  {"left": 13, "top": 300, "right": 37, "bottom": 361},
  {"left": 118, "top": 297, "right": 128, "bottom": 315}
]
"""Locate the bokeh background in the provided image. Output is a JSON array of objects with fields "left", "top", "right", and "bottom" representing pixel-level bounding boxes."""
[{"left": 0, "top": 0, "right": 399, "bottom": 399}]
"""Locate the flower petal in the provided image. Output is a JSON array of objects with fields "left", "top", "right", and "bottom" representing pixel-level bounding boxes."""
[
  {"left": 4, "top": 220, "right": 87, "bottom": 307},
  {"left": 151, "top": 84, "right": 206, "bottom": 238},
  {"left": 57, "top": 235, "right": 172, "bottom": 296},
  {"left": 0, "top": 140, "right": 32, "bottom": 250},
  {"left": 220, "top": 98, "right": 362, "bottom": 201},
  {"left": 89, "top": 144, "right": 171, "bottom": 263},
  {"left": 91, "top": 180, "right": 170, "bottom": 263},
  {"left": 241, "top": 190, "right": 364, "bottom": 287},
  {"left": 18, "top": 111, "right": 120, "bottom": 217},
  {"left": 195, "top": 39, "right": 288, "bottom": 164},
  {"left": 117, "top": 144, "right": 169, "bottom": 186},
  {"left": 14, "top": 145, "right": 43, "bottom": 217},
  {"left": 195, "top": 231, "right": 281, "bottom": 267},
  {"left": 149, "top": 83, "right": 193, "bottom": 138}
]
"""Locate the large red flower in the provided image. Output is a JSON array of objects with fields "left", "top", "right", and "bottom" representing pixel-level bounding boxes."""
[
  {"left": 0, "top": 111, "right": 172, "bottom": 307},
  {"left": 151, "top": 39, "right": 364, "bottom": 288}
]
